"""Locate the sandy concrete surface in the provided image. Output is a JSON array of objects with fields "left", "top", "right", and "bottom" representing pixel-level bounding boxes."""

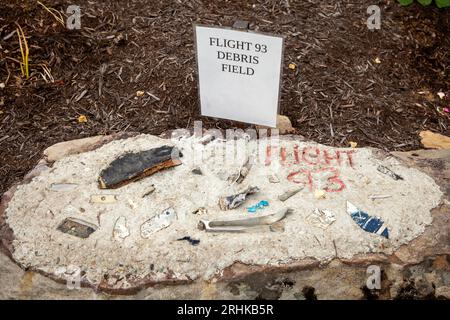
[{"left": 2, "top": 134, "right": 444, "bottom": 293}]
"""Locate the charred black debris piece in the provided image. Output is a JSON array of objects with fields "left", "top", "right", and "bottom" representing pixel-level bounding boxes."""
[
  {"left": 57, "top": 217, "right": 98, "bottom": 239},
  {"left": 98, "top": 145, "right": 182, "bottom": 189}
]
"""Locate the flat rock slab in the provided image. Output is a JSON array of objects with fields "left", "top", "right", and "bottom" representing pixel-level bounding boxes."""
[{"left": 1, "top": 133, "right": 448, "bottom": 296}]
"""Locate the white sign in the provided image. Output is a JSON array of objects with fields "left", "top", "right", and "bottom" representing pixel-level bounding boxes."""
[{"left": 195, "top": 25, "right": 284, "bottom": 127}]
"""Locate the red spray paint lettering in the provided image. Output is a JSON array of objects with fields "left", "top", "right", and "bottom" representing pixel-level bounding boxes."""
[
  {"left": 266, "top": 145, "right": 355, "bottom": 193},
  {"left": 265, "top": 145, "right": 355, "bottom": 168}
]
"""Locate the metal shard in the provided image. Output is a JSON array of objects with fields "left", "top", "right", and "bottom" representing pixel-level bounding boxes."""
[
  {"left": 218, "top": 186, "right": 260, "bottom": 210},
  {"left": 199, "top": 208, "right": 291, "bottom": 233},
  {"left": 57, "top": 217, "right": 98, "bottom": 239},
  {"left": 377, "top": 165, "right": 403, "bottom": 181},
  {"left": 278, "top": 186, "right": 304, "bottom": 201}
]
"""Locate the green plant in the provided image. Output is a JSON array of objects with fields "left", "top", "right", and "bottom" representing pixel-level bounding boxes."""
[
  {"left": 15, "top": 23, "right": 29, "bottom": 79},
  {"left": 398, "top": 0, "right": 450, "bottom": 7}
]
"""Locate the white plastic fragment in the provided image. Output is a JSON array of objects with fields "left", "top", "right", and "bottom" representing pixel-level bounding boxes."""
[
  {"left": 369, "top": 194, "right": 392, "bottom": 201},
  {"left": 306, "top": 209, "right": 336, "bottom": 229},
  {"left": 49, "top": 183, "right": 78, "bottom": 192},
  {"left": 113, "top": 216, "right": 130, "bottom": 240},
  {"left": 193, "top": 207, "right": 207, "bottom": 215},
  {"left": 90, "top": 194, "right": 117, "bottom": 204},
  {"left": 140, "top": 208, "right": 177, "bottom": 238}
]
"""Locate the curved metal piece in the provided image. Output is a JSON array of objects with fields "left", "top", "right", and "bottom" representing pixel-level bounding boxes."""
[{"left": 199, "top": 208, "right": 292, "bottom": 232}]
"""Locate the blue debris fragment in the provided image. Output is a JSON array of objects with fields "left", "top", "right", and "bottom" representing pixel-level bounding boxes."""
[
  {"left": 346, "top": 201, "right": 389, "bottom": 239},
  {"left": 247, "top": 200, "right": 270, "bottom": 213},
  {"left": 259, "top": 200, "right": 269, "bottom": 207}
]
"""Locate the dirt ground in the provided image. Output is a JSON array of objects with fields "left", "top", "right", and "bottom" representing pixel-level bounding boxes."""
[{"left": 0, "top": 0, "right": 449, "bottom": 196}]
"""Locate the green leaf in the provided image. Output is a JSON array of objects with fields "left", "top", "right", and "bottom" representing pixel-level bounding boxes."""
[
  {"left": 436, "top": 0, "right": 450, "bottom": 8},
  {"left": 398, "top": 0, "right": 414, "bottom": 5},
  {"left": 418, "top": 0, "right": 433, "bottom": 5}
]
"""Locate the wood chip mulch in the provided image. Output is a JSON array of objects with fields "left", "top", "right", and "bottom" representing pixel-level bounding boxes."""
[{"left": 0, "top": 0, "right": 449, "bottom": 195}]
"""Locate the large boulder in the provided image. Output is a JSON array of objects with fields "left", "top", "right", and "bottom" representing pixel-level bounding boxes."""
[{"left": 1, "top": 132, "right": 448, "bottom": 299}]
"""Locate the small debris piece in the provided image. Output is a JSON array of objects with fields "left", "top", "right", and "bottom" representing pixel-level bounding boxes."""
[
  {"left": 306, "top": 209, "right": 336, "bottom": 229},
  {"left": 228, "top": 156, "right": 252, "bottom": 184},
  {"left": 98, "top": 145, "right": 182, "bottom": 189},
  {"left": 288, "top": 63, "right": 296, "bottom": 70},
  {"left": 218, "top": 186, "right": 259, "bottom": 210},
  {"left": 444, "top": 107, "right": 450, "bottom": 113},
  {"left": 377, "top": 165, "right": 403, "bottom": 181},
  {"left": 141, "top": 186, "right": 155, "bottom": 198},
  {"left": 369, "top": 194, "right": 392, "bottom": 201},
  {"left": 177, "top": 236, "right": 200, "bottom": 246},
  {"left": 77, "top": 115, "right": 87, "bottom": 123},
  {"left": 49, "top": 183, "right": 78, "bottom": 192},
  {"left": 278, "top": 186, "right": 304, "bottom": 201},
  {"left": 0, "top": 83, "right": 5, "bottom": 89},
  {"left": 199, "top": 208, "right": 291, "bottom": 233},
  {"left": 140, "top": 208, "right": 177, "bottom": 238},
  {"left": 268, "top": 174, "right": 280, "bottom": 183},
  {"left": 269, "top": 221, "right": 285, "bottom": 232},
  {"left": 199, "top": 134, "right": 215, "bottom": 145},
  {"left": 349, "top": 141, "right": 358, "bottom": 148},
  {"left": 136, "top": 90, "right": 145, "bottom": 97},
  {"left": 127, "top": 199, "right": 137, "bottom": 209},
  {"left": 193, "top": 207, "right": 207, "bottom": 215},
  {"left": 419, "top": 130, "right": 450, "bottom": 150},
  {"left": 57, "top": 217, "right": 97, "bottom": 239},
  {"left": 314, "top": 189, "right": 326, "bottom": 199},
  {"left": 90, "top": 194, "right": 117, "bottom": 204},
  {"left": 346, "top": 201, "right": 389, "bottom": 239},
  {"left": 216, "top": 169, "right": 230, "bottom": 181},
  {"left": 113, "top": 216, "right": 130, "bottom": 240},
  {"left": 191, "top": 168, "right": 203, "bottom": 175},
  {"left": 374, "top": 57, "right": 381, "bottom": 64},
  {"left": 437, "top": 92, "right": 445, "bottom": 100}
]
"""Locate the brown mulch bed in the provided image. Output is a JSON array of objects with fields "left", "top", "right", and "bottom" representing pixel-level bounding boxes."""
[{"left": 0, "top": 0, "right": 449, "bottom": 196}]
